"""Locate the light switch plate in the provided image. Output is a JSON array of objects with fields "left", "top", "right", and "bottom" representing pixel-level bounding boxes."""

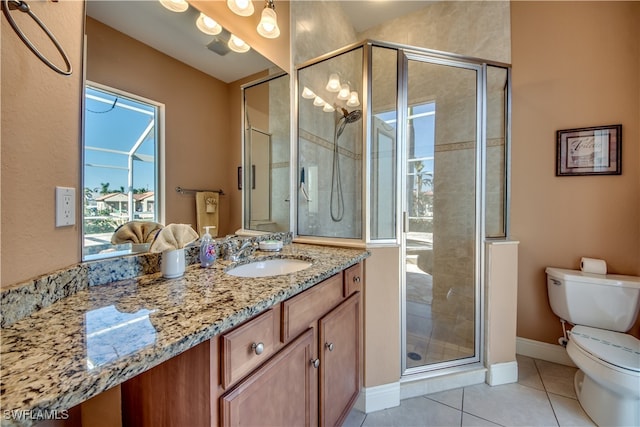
[{"left": 56, "top": 187, "right": 76, "bottom": 227}]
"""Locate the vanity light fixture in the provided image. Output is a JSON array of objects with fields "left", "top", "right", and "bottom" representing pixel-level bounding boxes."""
[
  {"left": 326, "top": 73, "right": 341, "bottom": 92},
  {"left": 257, "top": 0, "right": 280, "bottom": 39},
  {"left": 196, "top": 13, "right": 222, "bottom": 35},
  {"left": 301, "top": 87, "right": 316, "bottom": 99},
  {"left": 337, "top": 83, "right": 350, "bottom": 101},
  {"left": 227, "top": 0, "right": 254, "bottom": 16},
  {"left": 159, "top": 0, "right": 188, "bottom": 13},
  {"left": 228, "top": 34, "right": 250, "bottom": 53},
  {"left": 346, "top": 91, "right": 361, "bottom": 107},
  {"left": 313, "top": 96, "right": 326, "bottom": 107}
]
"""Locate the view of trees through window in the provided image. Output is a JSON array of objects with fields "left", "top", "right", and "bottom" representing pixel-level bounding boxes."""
[
  {"left": 407, "top": 102, "right": 435, "bottom": 233},
  {"left": 83, "top": 84, "right": 160, "bottom": 258}
]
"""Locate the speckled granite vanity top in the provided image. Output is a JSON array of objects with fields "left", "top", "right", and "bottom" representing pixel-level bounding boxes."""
[{"left": 0, "top": 243, "right": 369, "bottom": 426}]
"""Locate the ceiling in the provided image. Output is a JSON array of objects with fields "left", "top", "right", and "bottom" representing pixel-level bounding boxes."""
[{"left": 86, "top": 1, "right": 431, "bottom": 83}]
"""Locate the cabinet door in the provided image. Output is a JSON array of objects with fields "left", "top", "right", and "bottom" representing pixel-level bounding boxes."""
[
  {"left": 220, "top": 328, "right": 317, "bottom": 427},
  {"left": 319, "top": 293, "right": 361, "bottom": 427}
]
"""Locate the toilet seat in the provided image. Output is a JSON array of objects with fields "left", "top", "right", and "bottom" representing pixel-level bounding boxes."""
[{"left": 570, "top": 325, "right": 640, "bottom": 373}]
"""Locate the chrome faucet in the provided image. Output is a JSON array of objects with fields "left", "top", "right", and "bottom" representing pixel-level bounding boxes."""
[{"left": 224, "top": 239, "right": 257, "bottom": 261}]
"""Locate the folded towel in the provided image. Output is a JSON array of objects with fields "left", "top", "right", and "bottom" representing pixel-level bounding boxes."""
[
  {"left": 111, "top": 221, "right": 164, "bottom": 244},
  {"left": 150, "top": 223, "right": 199, "bottom": 253}
]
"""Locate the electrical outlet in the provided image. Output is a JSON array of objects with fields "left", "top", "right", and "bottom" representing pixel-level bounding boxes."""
[{"left": 56, "top": 187, "right": 76, "bottom": 227}]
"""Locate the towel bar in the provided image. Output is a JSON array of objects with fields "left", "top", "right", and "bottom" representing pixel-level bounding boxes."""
[{"left": 175, "top": 186, "right": 225, "bottom": 196}]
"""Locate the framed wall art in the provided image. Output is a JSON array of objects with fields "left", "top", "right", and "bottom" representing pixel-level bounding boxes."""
[{"left": 556, "top": 124, "right": 621, "bottom": 176}]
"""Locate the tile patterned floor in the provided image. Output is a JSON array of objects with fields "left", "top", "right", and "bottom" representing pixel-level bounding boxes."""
[{"left": 345, "top": 355, "right": 596, "bottom": 427}]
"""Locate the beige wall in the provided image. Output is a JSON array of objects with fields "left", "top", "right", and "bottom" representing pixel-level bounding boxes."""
[
  {"left": 86, "top": 18, "right": 234, "bottom": 237},
  {"left": 511, "top": 1, "right": 640, "bottom": 343},
  {"left": 1, "top": 1, "right": 85, "bottom": 287}
]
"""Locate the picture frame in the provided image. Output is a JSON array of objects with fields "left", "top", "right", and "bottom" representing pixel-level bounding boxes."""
[{"left": 556, "top": 124, "right": 622, "bottom": 176}]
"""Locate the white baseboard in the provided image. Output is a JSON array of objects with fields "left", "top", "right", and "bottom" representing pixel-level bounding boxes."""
[
  {"left": 486, "top": 361, "right": 518, "bottom": 386},
  {"left": 516, "top": 336, "right": 576, "bottom": 367},
  {"left": 354, "top": 382, "right": 400, "bottom": 414}
]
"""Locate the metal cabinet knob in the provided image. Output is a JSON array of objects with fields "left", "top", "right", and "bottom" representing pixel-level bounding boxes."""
[
  {"left": 252, "top": 342, "right": 264, "bottom": 355},
  {"left": 352, "top": 276, "right": 361, "bottom": 283},
  {"left": 310, "top": 358, "right": 320, "bottom": 368},
  {"left": 325, "top": 342, "right": 334, "bottom": 352}
]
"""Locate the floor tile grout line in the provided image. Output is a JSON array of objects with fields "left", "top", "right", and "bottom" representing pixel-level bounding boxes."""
[{"left": 534, "top": 358, "right": 562, "bottom": 427}]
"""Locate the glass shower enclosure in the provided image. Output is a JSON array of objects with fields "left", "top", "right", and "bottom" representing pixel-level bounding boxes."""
[{"left": 296, "top": 41, "right": 510, "bottom": 374}]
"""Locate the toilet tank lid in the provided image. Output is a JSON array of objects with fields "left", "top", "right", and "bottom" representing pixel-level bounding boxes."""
[
  {"left": 570, "top": 325, "right": 640, "bottom": 372},
  {"left": 546, "top": 267, "right": 640, "bottom": 289}
]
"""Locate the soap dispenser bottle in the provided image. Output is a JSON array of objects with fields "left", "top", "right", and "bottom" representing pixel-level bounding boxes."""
[{"left": 199, "top": 226, "right": 216, "bottom": 268}]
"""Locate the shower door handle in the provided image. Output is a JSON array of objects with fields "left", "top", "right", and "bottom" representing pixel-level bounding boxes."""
[{"left": 403, "top": 211, "right": 409, "bottom": 233}]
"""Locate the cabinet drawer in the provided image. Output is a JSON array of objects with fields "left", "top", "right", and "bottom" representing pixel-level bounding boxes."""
[
  {"left": 343, "top": 263, "right": 363, "bottom": 297},
  {"left": 282, "top": 273, "right": 344, "bottom": 343},
  {"left": 220, "top": 308, "right": 278, "bottom": 389}
]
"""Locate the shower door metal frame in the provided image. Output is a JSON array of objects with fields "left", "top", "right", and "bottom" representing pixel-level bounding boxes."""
[{"left": 398, "top": 49, "right": 486, "bottom": 376}]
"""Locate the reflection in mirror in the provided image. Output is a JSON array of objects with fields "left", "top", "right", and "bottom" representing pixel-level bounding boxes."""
[
  {"left": 83, "top": 1, "right": 285, "bottom": 258},
  {"left": 83, "top": 84, "right": 162, "bottom": 260},
  {"left": 243, "top": 73, "right": 291, "bottom": 233}
]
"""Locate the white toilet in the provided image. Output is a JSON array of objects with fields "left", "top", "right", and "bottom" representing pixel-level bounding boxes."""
[{"left": 546, "top": 267, "right": 640, "bottom": 427}]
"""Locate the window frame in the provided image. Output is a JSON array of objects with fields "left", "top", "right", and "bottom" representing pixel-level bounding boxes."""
[{"left": 81, "top": 81, "right": 165, "bottom": 261}]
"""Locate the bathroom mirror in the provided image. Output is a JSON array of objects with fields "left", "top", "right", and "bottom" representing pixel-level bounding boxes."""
[
  {"left": 242, "top": 73, "right": 291, "bottom": 233},
  {"left": 82, "top": 1, "right": 287, "bottom": 258}
]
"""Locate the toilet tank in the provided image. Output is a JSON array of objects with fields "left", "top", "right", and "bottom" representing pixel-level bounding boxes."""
[{"left": 546, "top": 267, "right": 640, "bottom": 332}]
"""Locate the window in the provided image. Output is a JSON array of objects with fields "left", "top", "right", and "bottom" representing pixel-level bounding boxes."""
[
  {"left": 83, "top": 83, "right": 163, "bottom": 259},
  {"left": 407, "top": 102, "right": 435, "bottom": 222}
]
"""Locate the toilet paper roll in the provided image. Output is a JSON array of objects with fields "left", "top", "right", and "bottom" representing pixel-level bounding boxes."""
[{"left": 580, "top": 257, "right": 607, "bottom": 275}]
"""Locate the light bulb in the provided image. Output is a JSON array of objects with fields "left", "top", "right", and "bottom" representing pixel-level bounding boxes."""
[
  {"left": 227, "top": 0, "right": 254, "bottom": 16},
  {"left": 313, "top": 96, "right": 325, "bottom": 107},
  {"left": 337, "top": 83, "right": 350, "bottom": 101},
  {"left": 346, "top": 91, "right": 360, "bottom": 107},
  {"left": 228, "top": 35, "right": 250, "bottom": 53},
  {"left": 323, "top": 103, "right": 335, "bottom": 113},
  {"left": 257, "top": 7, "right": 280, "bottom": 38},
  {"left": 196, "top": 13, "right": 222, "bottom": 35},
  {"left": 159, "top": 0, "right": 188, "bottom": 12},
  {"left": 301, "top": 87, "right": 316, "bottom": 99},
  {"left": 326, "top": 73, "right": 341, "bottom": 92}
]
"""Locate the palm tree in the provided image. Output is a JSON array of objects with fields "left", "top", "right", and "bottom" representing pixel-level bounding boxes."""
[{"left": 99, "top": 182, "right": 111, "bottom": 195}]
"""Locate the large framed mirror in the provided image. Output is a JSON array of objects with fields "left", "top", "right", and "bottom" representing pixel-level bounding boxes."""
[{"left": 83, "top": 1, "right": 286, "bottom": 259}]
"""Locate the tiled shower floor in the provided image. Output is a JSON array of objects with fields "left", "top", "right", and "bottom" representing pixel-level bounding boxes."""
[{"left": 345, "top": 355, "right": 595, "bottom": 427}]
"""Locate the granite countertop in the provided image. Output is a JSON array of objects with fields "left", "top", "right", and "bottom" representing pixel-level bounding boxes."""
[{"left": 0, "top": 243, "right": 369, "bottom": 427}]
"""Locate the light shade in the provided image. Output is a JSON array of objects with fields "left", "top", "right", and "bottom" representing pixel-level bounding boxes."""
[
  {"left": 337, "top": 83, "right": 350, "bottom": 101},
  {"left": 326, "top": 73, "right": 341, "bottom": 92},
  {"left": 227, "top": 0, "right": 254, "bottom": 16},
  {"left": 228, "top": 35, "right": 250, "bottom": 53},
  {"left": 301, "top": 87, "right": 316, "bottom": 99},
  {"left": 313, "top": 96, "right": 325, "bottom": 107},
  {"left": 159, "top": 0, "right": 188, "bottom": 12},
  {"left": 323, "top": 103, "right": 335, "bottom": 113},
  {"left": 257, "top": 6, "right": 280, "bottom": 38},
  {"left": 196, "top": 13, "right": 222, "bottom": 35},
  {"left": 346, "top": 91, "right": 360, "bottom": 107}
]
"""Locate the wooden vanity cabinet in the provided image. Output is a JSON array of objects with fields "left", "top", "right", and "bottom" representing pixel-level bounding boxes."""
[
  {"left": 220, "top": 328, "right": 316, "bottom": 427},
  {"left": 120, "top": 262, "right": 364, "bottom": 427}
]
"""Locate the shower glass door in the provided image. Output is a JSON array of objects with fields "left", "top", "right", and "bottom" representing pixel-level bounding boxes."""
[{"left": 403, "top": 55, "right": 481, "bottom": 372}]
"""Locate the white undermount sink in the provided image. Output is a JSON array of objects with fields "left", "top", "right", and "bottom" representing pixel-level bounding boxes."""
[{"left": 226, "top": 258, "right": 312, "bottom": 278}]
